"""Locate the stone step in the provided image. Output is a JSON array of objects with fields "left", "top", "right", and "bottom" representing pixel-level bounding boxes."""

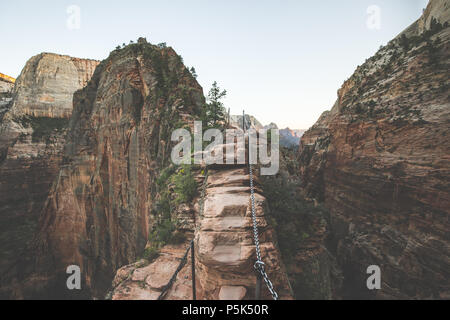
[{"left": 218, "top": 286, "right": 247, "bottom": 300}]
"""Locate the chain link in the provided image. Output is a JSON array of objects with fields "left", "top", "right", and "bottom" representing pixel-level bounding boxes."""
[
  {"left": 157, "top": 239, "right": 192, "bottom": 300},
  {"left": 249, "top": 163, "right": 279, "bottom": 300}
]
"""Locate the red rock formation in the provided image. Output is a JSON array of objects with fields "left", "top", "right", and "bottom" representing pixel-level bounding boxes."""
[
  {"left": 0, "top": 55, "right": 98, "bottom": 298},
  {"left": 297, "top": 0, "right": 449, "bottom": 299},
  {"left": 11, "top": 43, "right": 205, "bottom": 299}
]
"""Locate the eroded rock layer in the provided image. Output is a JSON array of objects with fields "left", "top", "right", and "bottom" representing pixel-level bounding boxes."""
[
  {"left": 297, "top": 0, "right": 449, "bottom": 299},
  {"left": 0, "top": 74, "right": 14, "bottom": 120},
  {"left": 8, "top": 53, "right": 99, "bottom": 118},
  {"left": 10, "top": 43, "right": 205, "bottom": 299}
]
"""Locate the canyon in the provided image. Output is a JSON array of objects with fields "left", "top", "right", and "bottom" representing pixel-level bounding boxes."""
[{"left": 0, "top": 0, "right": 448, "bottom": 300}]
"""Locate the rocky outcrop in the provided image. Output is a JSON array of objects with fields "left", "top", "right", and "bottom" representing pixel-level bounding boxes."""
[
  {"left": 297, "top": 0, "right": 449, "bottom": 299},
  {"left": 7, "top": 53, "right": 99, "bottom": 118},
  {"left": 0, "top": 56, "right": 98, "bottom": 297},
  {"left": 229, "top": 114, "right": 264, "bottom": 130},
  {"left": 0, "top": 74, "right": 14, "bottom": 121},
  {"left": 111, "top": 243, "right": 198, "bottom": 300},
  {"left": 10, "top": 42, "right": 205, "bottom": 299},
  {"left": 110, "top": 164, "right": 293, "bottom": 300},
  {"left": 195, "top": 167, "right": 292, "bottom": 300}
]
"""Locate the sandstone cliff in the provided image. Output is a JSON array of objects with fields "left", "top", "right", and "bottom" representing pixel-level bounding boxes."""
[
  {"left": 0, "top": 55, "right": 98, "bottom": 297},
  {"left": 12, "top": 42, "right": 205, "bottom": 299},
  {"left": 7, "top": 53, "right": 99, "bottom": 118},
  {"left": 0, "top": 74, "right": 14, "bottom": 121},
  {"left": 297, "top": 0, "right": 449, "bottom": 299}
]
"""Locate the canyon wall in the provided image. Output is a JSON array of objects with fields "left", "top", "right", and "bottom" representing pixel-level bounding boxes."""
[
  {"left": 297, "top": 0, "right": 449, "bottom": 299},
  {"left": 11, "top": 42, "right": 205, "bottom": 299},
  {"left": 0, "top": 54, "right": 99, "bottom": 297},
  {"left": 0, "top": 74, "right": 14, "bottom": 121},
  {"left": 7, "top": 53, "right": 99, "bottom": 118}
]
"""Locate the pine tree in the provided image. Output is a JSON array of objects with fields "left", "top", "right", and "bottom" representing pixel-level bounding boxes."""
[
  {"left": 204, "top": 81, "right": 227, "bottom": 128},
  {"left": 189, "top": 67, "right": 198, "bottom": 79}
]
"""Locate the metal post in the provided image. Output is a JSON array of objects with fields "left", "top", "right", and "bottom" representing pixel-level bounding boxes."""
[
  {"left": 255, "top": 272, "right": 262, "bottom": 300},
  {"left": 191, "top": 240, "right": 196, "bottom": 300},
  {"left": 242, "top": 110, "right": 245, "bottom": 132}
]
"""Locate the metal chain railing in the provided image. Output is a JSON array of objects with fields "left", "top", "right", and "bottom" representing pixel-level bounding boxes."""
[
  {"left": 249, "top": 163, "right": 279, "bottom": 300},
  {"left": 158, "top": 116, "right": 280, "bottom": 300},
  {"left": 243, "top": 110, "right": 279, "bottom": 300},
  {"left": 157, "top": 239, "right": 193, "bottom": 300},
  {"left": 197, "top": 168, "right": 209, "bottom": 220}
]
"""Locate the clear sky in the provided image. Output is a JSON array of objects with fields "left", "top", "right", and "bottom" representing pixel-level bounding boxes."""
[{"left": 0, "top": 0, "right": 428, "bottom": 129}]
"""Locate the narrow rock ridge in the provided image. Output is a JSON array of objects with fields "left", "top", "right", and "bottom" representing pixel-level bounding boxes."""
[
  {"left": 111, "top": 140, "right": 293, "bottom": 300},
  {"left": 195, "top": 166, "right": 292, "bottom": 300}
]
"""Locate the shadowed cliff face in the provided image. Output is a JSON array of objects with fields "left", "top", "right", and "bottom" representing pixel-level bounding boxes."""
[
  {"left": 298, "top": 0, "right": 449, "bottom": 299},
  {"left": 0, "top": 55, "right": 99, "bottom": 297},
  {"left": 12, "top": 42, "right": 205, "bottom": 299}
]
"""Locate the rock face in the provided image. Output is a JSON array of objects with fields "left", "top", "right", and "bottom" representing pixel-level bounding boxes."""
[
  {"left": 297, "top": 0, "right": 449, "bottom": 299},
  {"left": 0, "top": 74, "right": 14, "bottom": 92},
  {"left": 111, "top": 243, "right": 199, "bottom": 300},
  {"left": 0, "top": 56, "right": 98, "bottom": 296},
  {"left": 0, "top": 73, "right": 14, "bottom": 121},
  {"left": 11, "top": 43, "right": 205, "bottom": 299},
  {"left": 229, "top": 114, "right": 264, "bottom": 130},
  {"left": 7, "top": 53, "right": 99, "bottom": 118}
]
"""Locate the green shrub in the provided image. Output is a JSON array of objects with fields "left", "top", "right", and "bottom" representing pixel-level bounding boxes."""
[
  {"left": 17, "top": 116, "right": 68, "bottom": 143},
  {"left": 156, "top": 165, "right": 177, "bottom": 188},
  {"left": 261, "top": 174, "right": 328, "bottom": 264},
  {"left": 150, "top": 164, "right": 198, "bottom": 247},
  {"left": 354, "top": 103, "right": 364, "bottom": 114},
  {"left": 169, "top": 231, "right": 187, "bottom": 244},
  {"left": 141, "top": 246, "right": 159, "bottom": 262},
  {"left": 150, "top": 218, "right": 176, "bottom": 245},
  {"left": 172, "top": 165, "right": 197, "bottom": 205}
]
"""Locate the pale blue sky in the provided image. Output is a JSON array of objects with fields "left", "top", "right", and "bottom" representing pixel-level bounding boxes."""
[{"left": 0, "top": 0, "right": 428, "bottom": 128}]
